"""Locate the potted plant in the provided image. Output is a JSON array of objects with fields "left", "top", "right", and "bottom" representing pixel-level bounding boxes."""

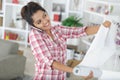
[
  {"left": 62, "top": 16, "right": 83, "bottom": 27},
  {"left": 62, "top": 16, "right": 84, "bottom": 46}
]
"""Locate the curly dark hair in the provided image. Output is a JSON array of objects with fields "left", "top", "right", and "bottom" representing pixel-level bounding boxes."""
[{"left": 21, "top": 2, "right": 46, "bottom": 27}]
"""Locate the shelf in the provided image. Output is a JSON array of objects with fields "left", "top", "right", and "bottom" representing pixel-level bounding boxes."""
[
  {"left": 84, "top": 0, "right": 120, "bottom": 19},
  {"left": 82, "top": 39, "right": 91, "bottom": 46},
  {"left": 86, "top": 0, "right": 120, "bottom": 6},
  {"left": 51, "top": 21, "right": 61, "bottom": 26},
  {"left": 6, "top": 39, "right": 25, "bottom": 45},
  {"left": 0, "top": 0, "right": 42, "bottom": 47},
  {"left": 81, "top": 34, "right": 95, "bottom": 46},
  {"left": 0, "top": 10, "right": 3, "bottom": 14},
  {"left": 5, "top": 27, "right": 26, "bottom": 33},
  {"left": 6, "top": 3, "right": 24, "bottom": 7},
  {"left": 4, "top": 30, "right": 26, "bottom": 43},
  {"left": 84, "top": 10, "right": 106, "bottom": 17},
  {"left": 52, "top": 12, "right": 66, "bottom": 15},
  {"left": 82, "top": 34, "right": 120, "bottom": 47},
  {"left": 0, "top": 14, "right": 3, "bottom": 17},
  {"left": 69, "top": 11, "right": 82, "bottom": 14}
]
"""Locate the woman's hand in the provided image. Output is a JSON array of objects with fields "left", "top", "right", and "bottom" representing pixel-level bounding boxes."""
[
  {"left": 103, "top": 21, "right": 111, "bottom": 28},
  {"left": 82, "top": 71, "right": 93, "bottom": 80},
  {"left": 85, "top": 20, "right": 111, "bottom": 35}
]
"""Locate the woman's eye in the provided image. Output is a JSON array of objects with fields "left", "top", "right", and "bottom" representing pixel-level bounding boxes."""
[
  {"left": 43, "top": 13, "right": 47, "bottom": 18},
  {"left": 45, "top": 14, "right": 46, "bottom": 17},
  {"left": 44, "top": 14, "right": 46, "bottom": 18},
  {"left": 37, "top": 20, "right": 41, "bottom": 24}
]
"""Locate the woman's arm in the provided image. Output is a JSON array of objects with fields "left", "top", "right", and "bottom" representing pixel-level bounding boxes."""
[
  {"left": 52, "top": 60, "right": 73, "bottom": 73},
  {"left": 52, "top": 61, "right": 93, "bottom": 80},
  {"left": 85, "top": 21, "right": 111, "bottom": 35}
]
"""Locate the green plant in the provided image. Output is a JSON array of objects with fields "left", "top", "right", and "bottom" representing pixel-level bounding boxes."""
[{"left": 62, "top": 16, "right": 83, "bottom": 27}]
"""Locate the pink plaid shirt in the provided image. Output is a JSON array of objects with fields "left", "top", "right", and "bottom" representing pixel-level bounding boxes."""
[{"left": 29, "top": 25, "right": 87, "bottom": 80}]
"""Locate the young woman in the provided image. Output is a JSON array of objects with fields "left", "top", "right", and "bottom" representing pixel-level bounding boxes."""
[{"left": 21, "top": 2, "right": 111, "bottom": 80}]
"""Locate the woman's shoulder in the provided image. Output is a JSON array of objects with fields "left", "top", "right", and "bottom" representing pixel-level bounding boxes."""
[
  {"left": 29, "top": 29, "right": 43, "bottom": 36},
  {"left": 52, "top": 25, "right": 65, "bottom": 30}
]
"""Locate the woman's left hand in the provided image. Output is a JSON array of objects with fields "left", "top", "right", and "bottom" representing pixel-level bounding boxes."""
[
  {"left": 82, "top": 71, "right": 93, "bottom": 80},
  {"left": 103, "top": 21, "right": 111, "bottom": 28}
]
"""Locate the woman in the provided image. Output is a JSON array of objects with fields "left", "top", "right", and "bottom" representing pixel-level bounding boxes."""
[{"left": 21, "top": 2, "right": 111, "bottom": 80}]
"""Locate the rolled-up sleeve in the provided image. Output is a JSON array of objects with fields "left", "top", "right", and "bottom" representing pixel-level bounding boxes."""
[
  {"left": 56, "top": 26, "right": 87, "bottom": 39},
  {"left": 29, "top": 30, "right": 53, "bottom": 68}
]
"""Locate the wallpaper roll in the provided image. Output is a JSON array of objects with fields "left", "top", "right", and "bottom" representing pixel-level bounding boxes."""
[
  {"left": 80, "top": 23, "right": 116, "bottom": 67},
  {"left": 79, "top": 16, "right": 119, "bottom": 79}
]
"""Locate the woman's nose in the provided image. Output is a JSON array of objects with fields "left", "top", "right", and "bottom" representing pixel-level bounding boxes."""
[{"left": 42, "top": 19, "right": 47, "bottom": 24}]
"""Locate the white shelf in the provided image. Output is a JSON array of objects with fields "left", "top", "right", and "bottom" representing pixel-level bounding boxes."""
[
  {"left": 0, "top": 10, "right": 3, "bottom": 13},
  {"left": 1, "top": 0, "right": 44, "bottom": 47},
  {"left": 82, "top": 39, "right": 91, "bottom": 46},
  {"left": 81, "top": 34, "right": 95, "bottom": 46},
  {"left": 82, "top": 34, "right": 120, "bottom": 49},
  {"left": 6, "top": 3, "right": 24, "bottom": 7},
  {"left": 5, "top": 27, "right": 26, "bottom": 33},
  {"left": 6, "top": 40, "right": 25, "bottom": 45},
  {"left": 86, "top": 0, "right": 120, "bottom": 6},
  {"left": 51, "top": 21, "right": 61, "bottom": 26},
  {"left": 84, "top": 10, "right": 106, "bottom": 17},
  {"left": 0, "top": 14, "right": 3, "bottom": 17},
  {"left": 84, "top": 0, "right": 120, "bottom": 20},
  {"left": 69, "top": 11, "right": 82, "bottom": 14}
]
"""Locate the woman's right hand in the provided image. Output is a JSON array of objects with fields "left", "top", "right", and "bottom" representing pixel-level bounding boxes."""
[
  {"left": 82, "top": 71, "right": 93, "bottom": 80},
  {"left": 103, "top": 20, "right": 111, "bottom": 28}
]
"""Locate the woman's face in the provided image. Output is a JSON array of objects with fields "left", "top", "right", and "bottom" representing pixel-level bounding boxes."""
[{"left": 32, "top": 10, "right": 51, "bottom": 31}]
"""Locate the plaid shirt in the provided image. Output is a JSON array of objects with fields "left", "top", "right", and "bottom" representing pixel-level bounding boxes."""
[{"left": 29, "top": 25, "right": 87, "bottom": 80}]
